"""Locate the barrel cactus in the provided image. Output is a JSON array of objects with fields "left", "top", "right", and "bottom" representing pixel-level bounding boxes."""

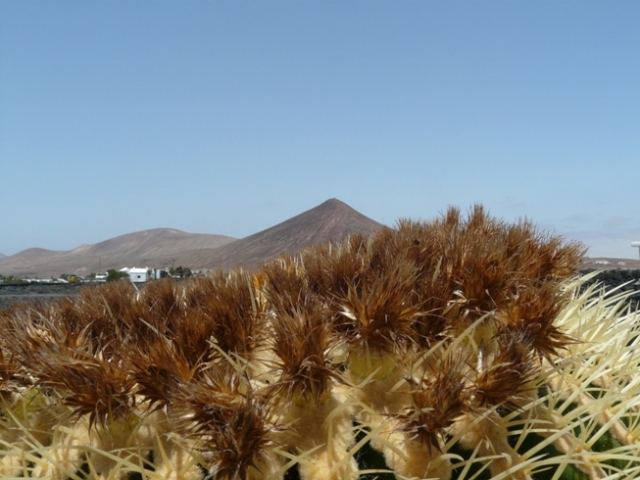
[{"left": 1, "top": 205, "right": 639, "bottom": 480}]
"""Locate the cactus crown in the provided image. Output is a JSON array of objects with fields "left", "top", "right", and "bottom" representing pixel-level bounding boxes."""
[{"left": 2, "top": 205, "right": 639, "bottom": 480}]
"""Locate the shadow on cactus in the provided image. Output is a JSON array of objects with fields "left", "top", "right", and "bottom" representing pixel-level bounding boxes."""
[{"left": 2, "top": 205, "right": 639, "bottom": 480}]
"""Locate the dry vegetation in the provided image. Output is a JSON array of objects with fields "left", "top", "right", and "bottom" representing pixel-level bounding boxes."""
[{"left": 1, "top": 205, "right": 640, "bottom": 480}]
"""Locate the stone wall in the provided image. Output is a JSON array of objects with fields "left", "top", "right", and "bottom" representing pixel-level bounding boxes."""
[
  {"left": 579, "top": 269, "right": 640, "bottom": 312},
  {"left": 0, "top": 282, "right": 86, "bottom": 311}
]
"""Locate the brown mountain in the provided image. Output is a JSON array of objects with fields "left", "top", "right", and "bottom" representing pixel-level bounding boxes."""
[
  {"left": 149, "top": 198, "right": 384, "bottom": 271},
  {"left": 0, "top": 229, "right": 236, "bottom": 278},
  {"left": 0, "top": 199, "right": 383, "bottom": 278}
]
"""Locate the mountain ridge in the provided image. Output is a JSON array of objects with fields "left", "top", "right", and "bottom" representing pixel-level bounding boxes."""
[
  {"left": 0, "top": 229, "right": 237, "bottom": 278},
  {"left": 0, "top": 199, "right": 383, "bottom": 278},
  {"left": 148, "top": 198, "right": 383, "bottom": 271}
]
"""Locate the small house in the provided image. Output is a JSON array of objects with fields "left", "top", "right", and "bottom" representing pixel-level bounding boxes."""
[{"left": 119, "top": 267, "right": 150, "bottom": 283}]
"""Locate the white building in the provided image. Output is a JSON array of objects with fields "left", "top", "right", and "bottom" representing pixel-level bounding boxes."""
[
  {"left": 119, "top": 267, "right": 151, "bottom": 283},
  {"left": 118, "top": 267, "right": 170, "bottom": 283}
]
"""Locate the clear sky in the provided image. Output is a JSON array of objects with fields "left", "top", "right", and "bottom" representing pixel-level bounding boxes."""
[{"left": 1, "top": 1, "right": 639, "bottom": 259}]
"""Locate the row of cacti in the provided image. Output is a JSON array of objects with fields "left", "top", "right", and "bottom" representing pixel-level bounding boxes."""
[{"left": 1, "top": 205, "right": 639, "bottom": 480}]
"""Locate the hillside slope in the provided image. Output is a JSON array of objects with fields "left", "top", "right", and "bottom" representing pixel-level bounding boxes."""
[
  {"left": 162, "top": 198, "right": 384, "bottom": 271},
  {"left": 0, "top": 229, "right": 236, "bottom": 278}
]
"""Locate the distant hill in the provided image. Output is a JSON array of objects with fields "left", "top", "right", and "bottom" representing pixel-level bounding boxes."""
[
  {"left": 0, "top": 229, "right": 236, "bottom": 278},
  {"left": 0, "top": 199, "right": 383, "bottom": 278},
  {"left": 0, "top": 253, "right": 6, "bottom": 259},
  {"left": 148, "top": 198, "right": 384, "bottom": 271}
]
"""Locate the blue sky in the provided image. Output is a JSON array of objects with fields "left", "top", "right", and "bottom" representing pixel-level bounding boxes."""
[{"left": 2, "top": 1, "right": 639, "bottom": 259}]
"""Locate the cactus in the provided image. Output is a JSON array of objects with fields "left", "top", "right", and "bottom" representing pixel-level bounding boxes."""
[{"left": 1, "top": 205, "right": 639, "bottom": 480}]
